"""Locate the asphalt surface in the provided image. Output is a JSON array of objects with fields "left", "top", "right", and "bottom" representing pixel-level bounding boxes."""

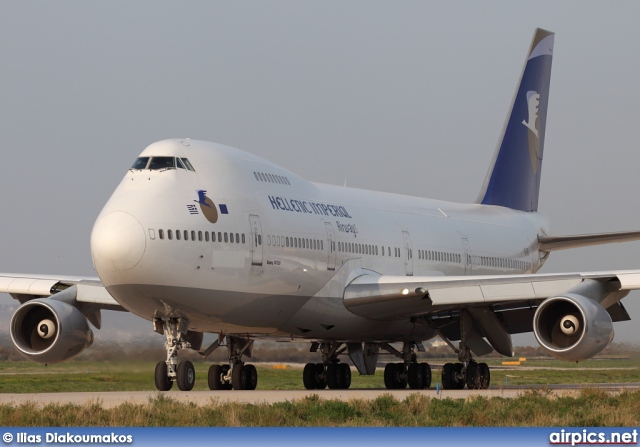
[{"left": 0, "top": 383, "right": 638, "bottom": 409}]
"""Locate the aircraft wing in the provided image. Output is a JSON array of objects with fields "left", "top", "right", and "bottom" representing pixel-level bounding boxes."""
[
  {"left": 344, "top": 270, "right": 639, "bottom": 356},
  {"left": 344, "top": 270, "right": 640, "bottom": 320},
  {"left": 0, "top": 273, "right": 123, "bottom": 311}
]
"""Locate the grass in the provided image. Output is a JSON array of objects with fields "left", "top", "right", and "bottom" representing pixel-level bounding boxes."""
[
  {"left": 1, "top": 389, "right": 640, "bottom": 426},
  {"left": 0, "top": 358, "right": 637, "bottom": 393}
]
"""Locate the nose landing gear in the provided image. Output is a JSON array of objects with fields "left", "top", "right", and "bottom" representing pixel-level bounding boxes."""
[{"left": 153, "top": 317, "right": 196, "bottom": 391}]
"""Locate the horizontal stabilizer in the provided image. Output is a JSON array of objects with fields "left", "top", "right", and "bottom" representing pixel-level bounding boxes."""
[{"left": 538, "top": 230, "right": 640, "bottom": 251}]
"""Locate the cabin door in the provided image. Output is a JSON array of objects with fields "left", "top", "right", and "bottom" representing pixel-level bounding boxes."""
[
  {"left": 249, "top": 215, "right": 263, "bottom": 266},
  {"left": 324, "top": 222, "right": 336, "bottom": 271},
  {"left": 462, "top": 237, "right": 472, "bottom": 275},
  {"left": 402, "top": 231, "right": 413, "bottom": 276}
]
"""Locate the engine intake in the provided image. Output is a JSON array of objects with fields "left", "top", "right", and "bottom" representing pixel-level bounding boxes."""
[
  {"left": 533, "top": 293, "right": 613, "bottom": 362},
  {"left": 10, "top": 298, "right": 93, "bottom": 363}
]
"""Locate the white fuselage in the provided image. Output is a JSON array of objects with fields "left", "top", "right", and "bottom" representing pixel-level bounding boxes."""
[{"left": 90, "top": 139, "right": 549, "bottom": 343}]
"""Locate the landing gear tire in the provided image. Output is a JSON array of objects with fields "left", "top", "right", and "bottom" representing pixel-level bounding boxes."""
[
  {"left": 339, "top": 363, "right": 351, "bottom": 389},
  {"left": 384, "top": 363, "right": 407, "bottom": 389},
  {"left": 442, "top": 363, "right": 454, "bottom": 390},
  {"left": 244, "top": 364, "right": 258, "bottom": 390},
  {"left": 232, "top": 364, "right": 248, "bottom": 390},
  {"left": 303, "top": 363, "right": 316, "bottom": 390},
  {"left": 420, "top": 362, "right": 432, "bottom": 389},
  {"left": 384, "top": 363, "right": 396, "bottom": 389},
  {"left": 176, "top": 360, "right": 195, "bottom": 391},
  {"left": 315, "top": 363, "right": 326, "bottom": 389},
  {"left": 453, "top": 362, "right": 465, "bottom": 389},
  {"left": 478, "top": 362, "right": 490, "bottom": 389},
  {"left": 155, "top": 361, "right": 172, "bottom": 391},
  {"left": 208, "top": 364, "right": 225, "bottom": 390},
  {"left": 466, "top": 361, "right": 480, "bottom": 390},
  {"left": 326, "top": 363, "right": 341, "bottom": 389},
  {"left": 408, "top": 363, "right": 423, "bottom": 389}
]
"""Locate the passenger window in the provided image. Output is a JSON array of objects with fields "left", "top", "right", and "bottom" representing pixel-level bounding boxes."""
[
  {"left": 168, "top": 230, "right": 173, "bottom": 240},
  {"left": 236, "top": 234, "right": 240, "bottom": 244},
  {"left": 224, "top": 233, "right": 228, "bottom": 243},
  {"left": 267, "top": 235, "right": 271, "bottom": 246},
  {"left": 242, "top": 234, "right": 245, "bottom": 244},
  {"left": 230, "top": 233, "right": 235, "bottom": 243},
  {"left": 184, "top": 230, "right": 189, "bottom": 240},
  {"left": 176, "top": 230, "right": 181, "bottom": 241},
  {"left": 191, "top": 230, "right": 196, "bottom": 241},
  {"left": 131, "top": 157, "right": 150, "bottom": 170},
  {"left": 205, "top": 232, "right": 209, "bottom": 242},
  {"left": 218, "top": 232, "right": 222, "bottom": 242},
  {"left": 258, "top": 235, "right": 262, "bottom": 245},
  {"left": 158, "top": 229, "right": 164, "bottom": 240}
]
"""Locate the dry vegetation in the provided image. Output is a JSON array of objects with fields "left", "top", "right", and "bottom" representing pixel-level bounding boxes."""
[{"left": 1, "top": 389, "right": 639, "bottom": 427}]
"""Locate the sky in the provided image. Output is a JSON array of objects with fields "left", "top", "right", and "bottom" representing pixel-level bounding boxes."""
[{"left": 1, "top": 1, "right": 640, "bottom": 350}]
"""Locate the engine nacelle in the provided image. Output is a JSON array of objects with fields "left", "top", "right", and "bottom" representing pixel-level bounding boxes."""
[
  {"left": 10, "top": 298, "right": 94, "bottom": 363},
  {"left": 533, "top": 293, "right": 613, "bottom": 362}
]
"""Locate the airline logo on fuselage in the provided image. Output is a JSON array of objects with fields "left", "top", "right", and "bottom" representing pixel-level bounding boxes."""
[
  {"left": 188, "top": 190, "right": 228, "bottom": 224},
  {"left": 268, "top": 195, "right": 352, "bottom": 218}
]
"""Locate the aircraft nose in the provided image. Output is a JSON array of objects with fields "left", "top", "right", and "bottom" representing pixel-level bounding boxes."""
[{"left": 91, "top": 211, "right": 146, "bottom": 272}]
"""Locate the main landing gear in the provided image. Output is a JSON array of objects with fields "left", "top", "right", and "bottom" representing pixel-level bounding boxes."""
[
  {"left": 207, "top": 335, "right": 258, "bottom": 390},
  {"left": 440, "top": 343, "right": 490, "bottom": 390},
  {"left": 303, "top": 342, "right": 352, "bottom": 389},
  {"left": 381, "top": 342, "right": 432, "bottom": 390}
]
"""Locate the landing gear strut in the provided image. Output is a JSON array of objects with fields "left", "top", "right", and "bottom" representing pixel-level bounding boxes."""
[
  {"left": 154, "top": 317, "right": 196, "bottom": 391},
  {"left": 381, "top": 342, "right": 432, "bottom": 390},
  {"left": 302, "top": 342, "right": 352, "bottom": 390},
  {"left": 207, "top": 335, "right": 258, "bottom": 390}
]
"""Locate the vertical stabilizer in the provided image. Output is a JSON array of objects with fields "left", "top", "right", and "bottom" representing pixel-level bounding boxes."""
[{"left": 477, "top": 29, "right": 554, "bottom": 212}]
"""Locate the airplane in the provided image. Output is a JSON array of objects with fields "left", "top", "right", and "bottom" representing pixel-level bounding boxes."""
[{"left": 3, "top": 28, "right": 640, "bottom": 392}]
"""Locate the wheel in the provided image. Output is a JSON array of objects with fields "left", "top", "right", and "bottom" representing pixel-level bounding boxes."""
[
  {"left": 408, "top": 363, "right": 423, "bottom": 389},
  {"left": 466, "top": 361, "right": 479, "bottom": 390},
  {"left": 314, "top": 363, "right": 326, "bottom": 389},
  {"left": 478, "top": 362, "right": 490, "bottom": 389},
  {"left": 154, "top": 361, "right": 172, "bottom": 391},
  {"left": 176, "top": 360, "right": 195, "bottom": 391},
  {"left": 232, "top": 364, "right": 248, "bottom": 390},
  {"left": 339, "top": 363, "right": 351, "bottom": 389},
  {"left": 442, "top": 362, "right": 454, "bottom": 389},
  {"left": 244, "top": 364, "right": 258, "bottom": 390},
  {"left": 395, "top": 363, "right": 408, "bottom": 389},
  {"left": 326, "top": 363, "right": 341, "bottom": 389},
  {"left": 221, "top": 364, "right": 232, "bottom": 390},
  {"left": 303, "top": 363, "right": 317, "bottom": 390},
  {"left": 420, "top": 362, "right": 432, "bottom": 389},
  {"left": 453, "top": 362, "right": 465, "bottom": 389},
  {"left": 384, "top": 363, "right": 396, "bottom": 389},
  {"left": 208, "top": 364, "right": 224, "bottom": 390}
]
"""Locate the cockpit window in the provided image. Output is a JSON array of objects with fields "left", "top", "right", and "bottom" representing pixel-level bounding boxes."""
[
  {"left": 131, "top": 157, "right": 150, "bottom": 170},
  {"left": 130, "top": 156, "right": 195, "bottom": 172},
  {"left": 148, "top": 157, "right": 176, "bottom": 170},
  {"left": 181, "top": 158, "right": 195, "bottom": 171}
]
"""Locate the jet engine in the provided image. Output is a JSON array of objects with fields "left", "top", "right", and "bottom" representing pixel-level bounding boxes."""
[
  {"left": 10, "top": 298, "right": 93, "bottom": 363},
  {"left": 533, "top": 293, "right": 613, "bottom": 362}
]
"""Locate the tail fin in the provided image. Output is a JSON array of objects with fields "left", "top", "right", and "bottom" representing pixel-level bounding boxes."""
[{"left": 477, "top": 28, "right": 554, "bottom": 212}]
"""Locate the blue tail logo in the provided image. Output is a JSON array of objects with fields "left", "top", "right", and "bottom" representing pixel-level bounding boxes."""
[{"left": 478, "top": 29, "right": 554, "bottom": 212}]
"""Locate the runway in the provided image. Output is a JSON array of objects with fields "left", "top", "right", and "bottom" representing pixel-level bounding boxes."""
[{"left": 1, "top": 383, "right": 638, "bottom": 409}]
